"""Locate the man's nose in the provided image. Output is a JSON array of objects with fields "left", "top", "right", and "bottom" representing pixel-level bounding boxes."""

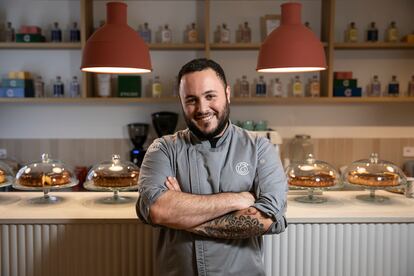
[{"left": 196, "top": 99, "right": 209, "bottom": 113}]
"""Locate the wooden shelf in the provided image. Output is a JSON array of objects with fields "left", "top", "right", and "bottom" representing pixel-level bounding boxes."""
[
  {"left": 210, "top": 43, "right": 261, "bottom": 50},
  {"left": 334, "top": 42, "right": 414, "bottom": 50},
  {"left": 149, "top": 43, "right": 205, "bottom": 50},
  {"left": 2, "top": 96, "right": 414, "bottom": 105},
  {"left": 0, "top": 42, "right": 82, "bottom": 49}
]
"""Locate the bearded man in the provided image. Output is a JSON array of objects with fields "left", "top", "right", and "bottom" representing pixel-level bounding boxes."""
[{"left": 136, "top": 58, "right": 287, "bottom": 276}]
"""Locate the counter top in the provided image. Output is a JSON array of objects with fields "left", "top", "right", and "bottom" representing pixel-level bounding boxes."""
[{"left": 0, "top": 191, "right": 413, "bottom": 224}]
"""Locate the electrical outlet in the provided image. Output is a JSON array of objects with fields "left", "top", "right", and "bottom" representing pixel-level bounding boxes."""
[
  {"left": 403, "top": 146, "right": 414, "bottom": 157},
  {"left": 0, "top": 149, "right": 6, "bottom": 159}
]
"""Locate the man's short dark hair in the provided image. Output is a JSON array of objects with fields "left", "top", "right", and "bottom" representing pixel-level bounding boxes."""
[{"left": 177, "top": 58, "right": 227, "bottom": 89}]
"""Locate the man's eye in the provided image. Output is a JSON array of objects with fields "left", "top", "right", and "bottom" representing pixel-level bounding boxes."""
[
  {"left": 186, "top": 99, "right": 196, "bottom": 104},
  {"left": 206, "top": 94, "right": 215, "bottom": 100}
]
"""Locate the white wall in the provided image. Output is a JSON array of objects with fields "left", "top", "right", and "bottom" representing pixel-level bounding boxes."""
[{"left": 1, "top": 0, "right": 414, "bottom": 140}]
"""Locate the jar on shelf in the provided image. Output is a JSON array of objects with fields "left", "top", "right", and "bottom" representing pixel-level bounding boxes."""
[{"left": 287, "top": 134, "right": 314, "bottom": 164}]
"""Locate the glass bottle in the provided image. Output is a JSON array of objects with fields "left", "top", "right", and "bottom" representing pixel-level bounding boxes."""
[
  {"left": 366, "top": 22, "right": 378, "bottom": 42},
  {"left": 388, "top": 75, "right": 399, "bottom": 96},
  {"left": 53, "top": 76, "right": 64, "bottom": 97},
  {"left": 172, "top": 76, "right": 179, "bottom": 97},
  {"left": 187, "top": 23, "right": 198, "bottom": 43},
  {"left": 288, "top": 135, "right": 314, "bottom": 163},
  {"left": 309, "top": 75, "right": 320, "bottom": 97},
  {"left": 386, "top": 21, "right": 399, "bottom": 42},
  {"left": 69, "top": 76, "right": 80, "bottom": 98},
  {"left": 242, "top": 21, "right": 251, "bottom": 43},
  {"left": 96, "top": 74, "right": 111, "bottom": 97},
  {"left": 70, "top": 22, "right": 81, "bottom": 42},
  {"left": 408, "top": 75, "right": 414, "bottom": 97},
  {"left": 152, "top": 76, "right": 162, "bottom": 98},
  {"left": 214, "top": 25, "right": 221, "bottom": 43},
  {"left": 239, "top": 75, "right": 250, "bottom": 97},
  {"left": 255, "top": 76, "right": 266, "bottom": 96},
  {"left": 161, "top": 24, "right": 172, "bottom": 43},
  {"left": 51, "top": 22, "right": 62, "bottom": 42},
  {"left": 236, "top": 24, "right": 243, "bottom": 43},
  {"left": 220, "top": 23, "right": 230, "bottom": 43},
  {"left": 34, "top": 76, "right": 45, "bottom": 98},
  {"left": 345, "top": 22, "right": 358, "bottom": 42},
  {"left": 140, "top": 22, "right": 151, "bottom": 43},
  {"left": 272, "top": 78, "right": 283, "bottom": 97},
  {"left": 292, "top": 76, "right": 303, "bottom": 97},
  {"left": 5, "top": 22, "right": 15, "bottom": 42},
  {"left": 369, "top": 75, "right": 381, "bottom": 97}
]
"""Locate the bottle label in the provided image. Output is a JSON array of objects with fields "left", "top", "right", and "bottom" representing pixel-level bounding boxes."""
[
  {"left": 310, "top": 83, "right": 320, "bottom": 97},
  {"left": 293, "top": 83, "right": 303, "bottom": 96},
  {"left": 388, "top": 83, "right": 399, "bottom": 95},
  {"left": 152, "top": 84, "right": 162, "bottom": 97},
  {"left": 272, "top": 83, "right": 282, "bottom": 97}
]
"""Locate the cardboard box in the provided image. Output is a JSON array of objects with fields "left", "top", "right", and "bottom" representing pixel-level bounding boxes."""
[
  {"left": 334, "top": 71, "right": 353, "bottom": 79},
  {"left": 0, "top": 87, "right": 34, "bottom": 98},
  {"left": 8, "top": 71, "right": 32, "bottom": 79},
  {"left": 117, "top": 75, "right": 141, "bottom": 97},
  {"left": 1, "top": 79, "right": 34, "bottom": 89},
  {"left": 333, "top": 87, "right": 362, "bottom": 97},
  {"left": 333, "top": 79, "right": 358, "bottom": 88},
  {"left": 16, "top": 33, "right": 45, "bottom": 42}
]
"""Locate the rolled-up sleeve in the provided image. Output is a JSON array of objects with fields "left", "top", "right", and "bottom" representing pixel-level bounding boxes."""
[
  {"left": 136, "top": 138, "right": 173, "bottom": 225},
  {"left": 252, "top": 138, "right": 288, "bottom": 234}
]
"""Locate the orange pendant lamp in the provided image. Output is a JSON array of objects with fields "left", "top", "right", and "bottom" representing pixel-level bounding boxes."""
[
  {"left": 81, "top": 2, "right": 152, "bottom": 74},
  {"left": 257, "top": 2, "right": 326, "bottom": 73}
]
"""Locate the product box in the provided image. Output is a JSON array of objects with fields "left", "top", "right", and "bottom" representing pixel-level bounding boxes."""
[
  {"left": 18, "top": 25, "right": 42, "bottom": 34},
  {"left": 402, "top": 34, "right": 414, "bottom": 43},
  {"left": 333, "top": 79, "right": 358, "bottom": 88},
  {"left": 117, "top": 75, "right": 141, "bottom": 97},
  {"left": 0, "top": 87, "right": 34, "bottom": 98},
  {"left": 8, "top": 71, "right": 32, "bottom": 79},
  {"left": 1, "top": 79, "right": 34, "bottom": 89},
  {"left": 334, "top": 71, "right": 353, "bottom": 80},
  {"left": 16, "top": 33, "right": 45, "bottom": 43},
  {"left": 333, "top": 87, "right": 362, "bottom": 97}
]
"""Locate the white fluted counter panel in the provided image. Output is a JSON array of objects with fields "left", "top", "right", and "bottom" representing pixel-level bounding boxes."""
[
  {"left": 263, "top": 223, "right": 414, "bottom": 276},
  {"left": 0, "top": 191, "right": 413, "bottom": 276}
]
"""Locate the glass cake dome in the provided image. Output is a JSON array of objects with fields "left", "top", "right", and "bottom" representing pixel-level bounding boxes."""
[
  {"left": 85, "top": 154, "right": 140, "bottom": 189},
  {"left": 84, "top": 154, "right": 140, "bottom": 204},
  {"left": 342, "top": 153, "right": 407, "bottom": 202},
  {"left": 15, "top": 153, "right": 77, "bottom": 188},
  {"left": 0, "top": 160, "right": 14, "bottom": 188},
  {"left": 286, "top": 154, "right": 340, "bottom": 203}
]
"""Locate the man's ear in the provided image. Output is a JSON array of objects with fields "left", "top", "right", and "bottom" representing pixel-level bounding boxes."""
[{"left": 226, "top": 85, "right": 231, "bottom": 103}]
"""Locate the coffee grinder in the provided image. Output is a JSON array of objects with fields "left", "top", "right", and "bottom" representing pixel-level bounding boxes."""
[{"left": 127, "top": 123, "right": 149, "bottom": 167}]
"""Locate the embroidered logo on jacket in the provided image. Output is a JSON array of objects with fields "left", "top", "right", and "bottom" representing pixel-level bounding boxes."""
[
  {"left": 235, "top": 162, "right": 249, "bottom": 176},
  {"left": 147, "top": 140, "right": 161, "bottom": 153}
]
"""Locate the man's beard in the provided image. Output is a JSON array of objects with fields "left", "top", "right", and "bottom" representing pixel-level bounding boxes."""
[{"left": 185, "top": 101, "right": 230, "bottom": 140}]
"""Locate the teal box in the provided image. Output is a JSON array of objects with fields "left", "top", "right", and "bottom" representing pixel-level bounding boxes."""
[
  {"left": 333, "top": 79, "right": 358, "bottom": 88},
  {"left": 0, "top": 87, "right": 34, "bottom": 98},
  {"left": 2, "top": 79, "right": 34, "bottom": 88},
  {"left": 117, "top": 75, "right": 141, "bottom": 97}
]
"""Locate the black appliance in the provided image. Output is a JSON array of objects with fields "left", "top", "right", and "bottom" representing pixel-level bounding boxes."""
[
  {"left": 152, "top": 111, "right": 178, "bottom": 137},
  {"left": 127, "top": 123, "right": 149, "bottom": 167}
]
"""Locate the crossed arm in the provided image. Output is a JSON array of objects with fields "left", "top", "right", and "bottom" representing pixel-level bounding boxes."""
[{"left": 149, "top": 176, "right": 274, "bottom": 239}]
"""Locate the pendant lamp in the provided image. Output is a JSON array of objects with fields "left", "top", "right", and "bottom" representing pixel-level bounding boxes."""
[
  {"left": 257, "top": 2, "right": 326, "bottom": 73},
  {"left": 81, "top": 2, "right": 152, "bottom": 74}
]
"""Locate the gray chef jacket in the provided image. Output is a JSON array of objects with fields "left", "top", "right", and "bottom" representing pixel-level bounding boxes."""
[{"left": 136, "top": 123, "right": 287, "bottom": 276}]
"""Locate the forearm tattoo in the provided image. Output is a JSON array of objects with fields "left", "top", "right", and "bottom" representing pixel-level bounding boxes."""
[{"left": 192, "top": 212, "right": 266, "bottom": 239}]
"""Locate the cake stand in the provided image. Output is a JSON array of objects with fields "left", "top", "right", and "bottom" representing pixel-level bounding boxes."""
[
  {"left": 83, "top": 181, "right": 138, "bottom": 204},
  {"left": 351, "top": 184, "right": 403, "bottom": 203},
  {"left": 290, "top": 185, "right": 333, "bottom": 203},
  {"left": 12, "top": 180, "right": 78, "bottom": 204}
]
